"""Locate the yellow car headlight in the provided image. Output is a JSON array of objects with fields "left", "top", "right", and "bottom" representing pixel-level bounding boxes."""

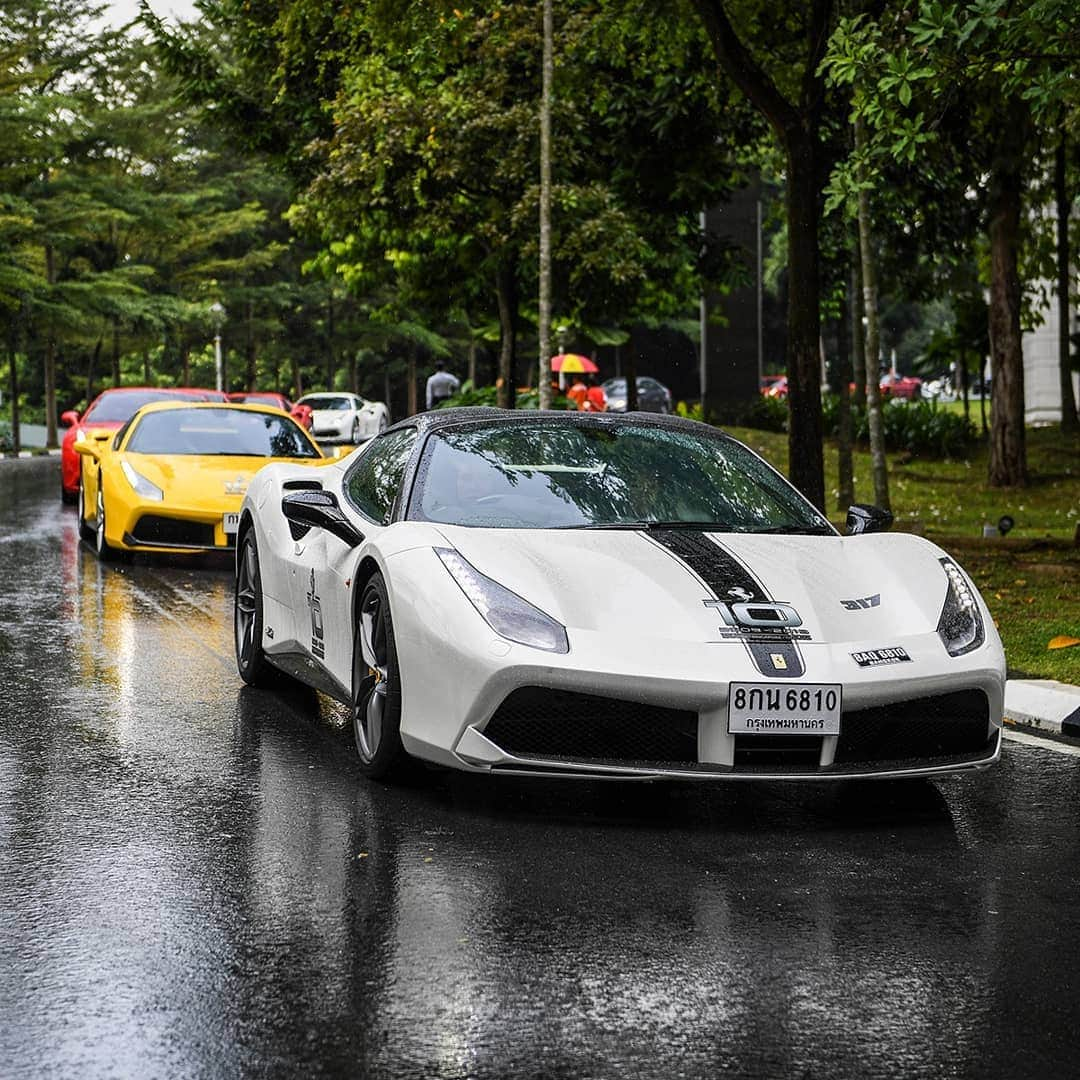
[{"left": 120, "top": 460, "right": 164, "bottom": 501}]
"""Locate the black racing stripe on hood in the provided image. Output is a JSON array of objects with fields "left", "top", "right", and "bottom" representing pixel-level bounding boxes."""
[
  {"left": 649, "top": 529, "right": 806, "bottom": 679},
  {"left": 649, "top": 529, "right": 767, "bottom": 603}
]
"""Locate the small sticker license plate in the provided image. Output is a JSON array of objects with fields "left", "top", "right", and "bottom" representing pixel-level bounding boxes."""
[
  {"left": 222, "top": 513, "right": 240, "bottom": 535},
  {"left": 728, "top": 682, "right": 842, "bottom": 736}
]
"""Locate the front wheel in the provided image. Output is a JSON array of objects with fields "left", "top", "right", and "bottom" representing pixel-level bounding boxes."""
[
  {"left": 76, "top": 482, "right": 94, "bottom": 543},
  {"left": 94, "top": 482, "right": 125, "bottom": 562},
  {"left": 352, "top": 573, "right": 407, "bottom": 779},
  {"left": 351, "top": 417, "right": 362, "bottom": 444},
  {"left": 235, "top": 530, "right": 273, "bottom": 685}
]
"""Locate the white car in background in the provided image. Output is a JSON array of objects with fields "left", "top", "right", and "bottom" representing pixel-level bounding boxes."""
[
  {"left": 296, "top": 392, "right": 390, "bottom": 444},
  {"left": 233, "top": 409, "right": 1005, "bottom": 783}
]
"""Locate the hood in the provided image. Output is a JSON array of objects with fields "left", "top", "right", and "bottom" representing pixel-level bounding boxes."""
[
  {"left": 435, "top": 526, "right": 953, "bottom": 646},
  {"left": 124, "top": 453, "right": 306, "bottom": 506}
]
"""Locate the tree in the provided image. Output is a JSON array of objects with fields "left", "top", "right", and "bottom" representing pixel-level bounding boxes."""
[{"left": 691, "top": 0, "right": 834, "bottom": 510}]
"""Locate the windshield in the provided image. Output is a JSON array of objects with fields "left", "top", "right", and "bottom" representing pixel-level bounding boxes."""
[
  {"left": 410, "top": 421, "right": 833, "bottom": 532},
  {"left": 125, "top": 407, "right": 320, "bottom": 458},
  {"left": 84, "top": 390, "right": 216, "bottom": 423},
  {"left": 298, "top": 395, "right": 352, "bottom": 411}
]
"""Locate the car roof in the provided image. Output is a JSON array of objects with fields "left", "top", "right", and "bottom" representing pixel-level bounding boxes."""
[
  {"left": 298, "top": 391, "right": 358, "bottom": 399},
  {"left": 130, "top": 400, "right": 292, "bottom": 417},
  {"left": 384, "top": 406, "right": 729, "bottom": 442}
]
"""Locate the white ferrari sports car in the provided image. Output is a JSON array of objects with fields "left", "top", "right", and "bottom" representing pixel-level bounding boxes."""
[
  {"left": 233, "top": 409, "right": 1005, "bottom": 782},
  {"left": 295, "top": 392, "right": 390, "bottom": 444}
]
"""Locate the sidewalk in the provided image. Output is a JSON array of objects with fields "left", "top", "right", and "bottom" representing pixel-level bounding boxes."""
[{"left": 1004, "top": 679, "right": 1080, "bottom": 740}]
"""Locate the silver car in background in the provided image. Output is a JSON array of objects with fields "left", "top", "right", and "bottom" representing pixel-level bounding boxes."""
[
  {"left": 603, "top": 376, "right": 673, "bottom": 413},
  {"left": 296, "top": 392, "right": 391, "bottom": 444}
]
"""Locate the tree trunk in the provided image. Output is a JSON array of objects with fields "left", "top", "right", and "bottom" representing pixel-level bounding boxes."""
[
  {"left": 181, "top": 338, "right": 191, "bottom": 386},
  {"left": 987, "top": 98, "right": 1029, "bottom": 487},
  {"left": 836, "top": 278, "right": 855, "bottom": 510},
  {"left": 43, "top": 244, "right": 57, "bottom": 448},
  {"left": 349, "top": 348, "right": 358, "bottom": 395},
  {"left": 495, "top": 260, "right": 517, "bottom": 409},
  {"left": 143, "top": 348, "right": 151, "bottom": 384},
  {"left": 7, "top": 318, "right": 20, "bottom": 455},
  {"left": 325, "top": 291, "right": 335, "bottom": 391},
  {"left": 785, "top": 129, "right": 826, "bottom": 510},
  {"left": 245, "top": 299, "right": 257, "bottom": 391},
  {"left": 537, "top": 0, "right": 554, "bottom": 410},
  {"left": 854, "top": 116, "right": 889, "bottom": 512},
  {"left": 624, "top": 334, "right": 639, "bottom": 412},
  {"left": 850, "top": 256, "right": 865, "bottom": 407},
  {"left": 86, "top": 337, "right": 102, "bottom": 406},
  {"left": 292, "top": 354, "right": 303, "bottom": 400},
  {"left": 111, "top": 319, "right": 121, "bottom": 385},
  {"left": 467, "top": 338, "right": 477, "bottom": 386},
  {"left": 1055, "top": 125, "right": 1078, "bottom": 434},
  {"left": 407, "top": 347, "right": 418, "bottom": 416}
]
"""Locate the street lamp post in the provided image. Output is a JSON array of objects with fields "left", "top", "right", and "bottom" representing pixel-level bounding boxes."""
[{"left": 209, "top": 302, "right": 226, "bottom": 392}]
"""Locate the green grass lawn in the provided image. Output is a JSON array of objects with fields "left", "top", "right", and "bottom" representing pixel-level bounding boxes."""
[{"left": 725, "top": 423, "right": 1080, "bottom": 682}]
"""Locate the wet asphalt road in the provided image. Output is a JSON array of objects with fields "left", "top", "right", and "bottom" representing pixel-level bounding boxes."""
[{"left": 2, "top": 457, "right": 1080, "bottom": 1079}]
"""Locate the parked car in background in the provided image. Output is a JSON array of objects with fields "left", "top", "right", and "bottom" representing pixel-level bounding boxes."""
[
  {"left": 295, "top": 392, "right": 391, "bottom": 444},
  {"left": 73, "top": 401, "right": 324, "bottom": 561},
  {"left": 59, "top": 386, "right": 226, "bottom": 503},
  {"left": 879, "top": 373, "right": 923, "bottom": 400},
  {"left": 602, "top": 376, "right": 672, "bottom": 413},
  {"left": 761, "top": 375, "right": 788, "bottom": 399},
  {"left": 227, "top": 391, "right": 313, "bottom": 430}
]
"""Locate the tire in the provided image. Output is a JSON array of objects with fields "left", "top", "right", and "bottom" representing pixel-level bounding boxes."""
[
  {"left": 235, "top": 529, "right": 273, "bottom": 685},
  {"left": 94, "top": 480, "right": 125, "bottom": 562},
  {"left": 352, "top": 573, "right": 407, "bottom": 779},
  {"left": 351, "top": 417, "right": 362, "bottom": 444},
  {"left": 76, "top": 483, "right": 94, "bottom": 543},
  {"left": 377, "top": 412, "right": 388, "bottom": 433},
  {"left": 61, "top": 483, "right": 77, "bottom": 505}
]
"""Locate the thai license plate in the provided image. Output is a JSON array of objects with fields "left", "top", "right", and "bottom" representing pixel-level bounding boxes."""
[
  {"left": 728, "top": 682, "right": 842, "bottom": 736},
  {"left": 222, "top": 513, "right": 240, "bottom": 535}
]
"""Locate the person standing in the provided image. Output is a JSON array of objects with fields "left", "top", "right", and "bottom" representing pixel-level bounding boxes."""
[
  {"left": 584, "top": 373, "right": 607, "bottom": 412},
  {"left": 567, "top": 373, "right": 588, "bottom": 411},
  {"left": 425, "top": 361, "right": 461, "bottom": 410}
]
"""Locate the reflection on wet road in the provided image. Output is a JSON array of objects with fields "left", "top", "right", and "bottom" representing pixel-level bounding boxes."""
[{"left": 2, "top": 457, "right": 1079, "bottom": 1078}]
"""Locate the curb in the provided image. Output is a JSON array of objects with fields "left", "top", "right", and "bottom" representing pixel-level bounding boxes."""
[
  {"left": 1, "top": 449, "right": 62, "bottom": 459},
  {"left": 1004, "top": 678, "right": 1080, "bottom": 739}
]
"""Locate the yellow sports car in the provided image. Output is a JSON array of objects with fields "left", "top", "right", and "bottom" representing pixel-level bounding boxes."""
[{"left": 74, "top": 400, "right": 326, "bottom": 560}]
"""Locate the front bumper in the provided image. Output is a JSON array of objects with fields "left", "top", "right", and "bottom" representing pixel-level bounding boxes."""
[
  {"left": 113, "top": 503, "right": 241, "bottom": 553},
  {"left": 388, "top": 550, "right": 1006, "bottom": 781}
]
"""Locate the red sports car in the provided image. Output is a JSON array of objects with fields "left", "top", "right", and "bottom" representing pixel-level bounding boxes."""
[
  {"left": 879, "top": 373, "right": 923, "bottom": 400},
  {"left": 60, "top": 386, "right": 226, "bottom": 502},
  {"left": 226, "top": 391, "right": 313, "bottom": 430}
]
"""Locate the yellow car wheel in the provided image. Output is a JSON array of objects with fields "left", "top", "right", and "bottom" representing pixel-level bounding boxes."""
[{"left": 94, "top": 481, "right": 126, "bottom": 563}]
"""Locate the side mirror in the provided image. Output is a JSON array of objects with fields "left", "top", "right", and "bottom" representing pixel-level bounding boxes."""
[
  {"left": 846, "top": 503, "right": 894, "bottom": 535},
  {"left": 281, "top": 490, "right": 365, "bottom": 547},
  {"left": 60, "top": 410, "right": 80, "bottom": 427},
  {"left": 73, "top": 439, "right": 102, "bottom": 460}
]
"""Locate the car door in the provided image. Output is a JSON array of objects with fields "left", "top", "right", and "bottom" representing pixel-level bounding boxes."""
[{"left": 288, "top": 427, "right": 419, "bottom": 689}]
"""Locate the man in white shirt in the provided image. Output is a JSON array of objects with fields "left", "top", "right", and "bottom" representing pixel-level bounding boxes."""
[{"left": 425, "top": 362, "right": 461, "bottom": 410}]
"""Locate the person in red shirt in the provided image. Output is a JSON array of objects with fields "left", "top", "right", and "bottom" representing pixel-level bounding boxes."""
[
  {"left": 567, "top": 374, "right": 588, "bottom": 411},
  {"left": 583, "top": 373, "right": 607, "bottom": 412}
]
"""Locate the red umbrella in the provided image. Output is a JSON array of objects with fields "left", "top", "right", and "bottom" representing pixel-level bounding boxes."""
[{"left": 550, "top": 353, "right": 599, "bottom": 374}]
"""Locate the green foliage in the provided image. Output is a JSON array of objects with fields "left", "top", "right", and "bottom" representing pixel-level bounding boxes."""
[
  {"left": 675, "top": 400, "right": 704, "bottom": 422},
  {"left": 741, "top": 392, "right": 977, "bottom": 458},
  {"left": 436, "top": 379, "right": 573, "bottom": 411},
  {"left": 0, "top": 420, "right": 13, "bottom": 452}
]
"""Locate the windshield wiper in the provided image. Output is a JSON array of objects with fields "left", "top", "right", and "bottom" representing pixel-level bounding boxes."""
[
  {"left": 558, "top": 520, "right": 729, "bottom": 531},
  {"left": 747, "top": 524, "right": 835, "bottom": 535}
]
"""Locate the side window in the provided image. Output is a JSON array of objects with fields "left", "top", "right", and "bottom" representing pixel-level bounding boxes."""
[{"left": 344, "top": 428, "right": 417, "bottom": 524}]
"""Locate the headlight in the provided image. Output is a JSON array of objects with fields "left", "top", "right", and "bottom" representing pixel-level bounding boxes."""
[
  {"left": 435, "top": 547, "right": 569, "bottom": 654},
  {"left": 120, "top": 459, "right": 163, "bottom": 501},
  {"left": 937, "top": 557, "right": 984, "bottom": 656}
]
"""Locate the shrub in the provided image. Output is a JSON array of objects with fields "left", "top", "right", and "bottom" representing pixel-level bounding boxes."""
[
  {"left": 0, "top": 420, "right": 12, "bottom": 453},
  {"left": 438, "top": 381, "right": 574, "bottom": 411},
  {"left": 743, "top": 393, "right": 977, "bottom": 458},
  {"left": 675, "top": 400, "right": 705, "bottom": 422}
]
